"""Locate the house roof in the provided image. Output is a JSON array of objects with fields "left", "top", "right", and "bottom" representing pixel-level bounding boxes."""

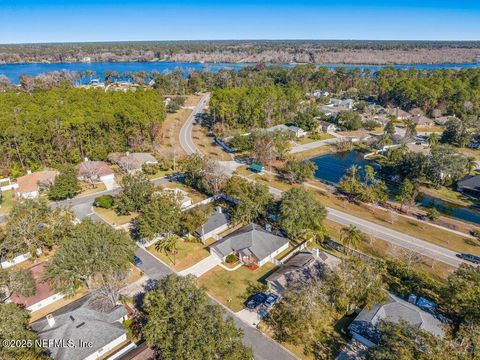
[
  {"left": 195, "top": 209, "right": 230, "bottom": 237},
  {"left": 211, "top": 223, "right": 289, "bottom": 262},
  {"left": 267, "top": 124, "right": 290, "bottom": 133},
  {"left": 386, "top": 107, "right": 410, "bottom": 118},
  {"left": 119, "top": 342, "right": 155, "bottom": 360},
  {"left": 76, "top": 161, "right": 113, "bottom": 177},
  {"left": 9, "top": 262, "right": 57, "bottom": 308},
  {"left": 31, "top": 295, "right": 127, "bottom": 360},
  {"left": 16, "top": 170, "right": 57, "bottom": 194},
  {"left": 265, "top": 251, "right": 326, "bottom": 284},
  {"left": 411, "top": 114, "right": 433, "bottom": 125},
  {"left": 117, "top": 153, "right": 157, "bottom": 171},
  {"left": 458, "top": 175, "right": 480, "bottom": 192},
  {"left": 349, "top": 293, "right": 445, "bottom": 345}
]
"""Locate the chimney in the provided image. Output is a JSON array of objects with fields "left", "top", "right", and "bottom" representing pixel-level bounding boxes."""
[
  {"left": 27, "top": 170, "right": 32, "bottom": 175},
  {"left": 265, "top": 224, "right": 272, "bottom": 232},
  {"left": 84, "top": 157, "right": 89, "bottom": 162},
  {"left": 216, "top": 206, "right": 222, "bottom": 214},
  {"left": 46, "top": 314, "right": 55, "bottom": 328}
]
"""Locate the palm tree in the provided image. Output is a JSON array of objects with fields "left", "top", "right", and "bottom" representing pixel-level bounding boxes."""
[
  {"left": 155, "top": 233, "right": 179, "bottom": 265},
  {"left": 465, "top": 156, "right": 477, "bottom": 174},
  {"left": 340, "top": 225, "right": 364, "bottom": 252}
]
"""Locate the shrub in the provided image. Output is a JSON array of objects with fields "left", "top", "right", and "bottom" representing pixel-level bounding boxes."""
[
  {"left": 142, "top": 163, "right": 160, "bottom": 175},
  {"left": 225, "top": 254, "right": 237, "bottom": 264},
  {"left": 94, "top": 194, "right": 114, "bottom": 209}
]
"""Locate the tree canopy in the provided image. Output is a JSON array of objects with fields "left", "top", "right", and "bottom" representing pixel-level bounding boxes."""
[{"left": 141, "top": 274, "right": 252, "bottom": 360}]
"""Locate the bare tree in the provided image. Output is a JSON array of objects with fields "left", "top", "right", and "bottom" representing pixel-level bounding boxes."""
[
  {"left": 89, "top": 270, "right": 129, "bottom": 311},
  {"left": 80, "top": 161, "right": 101, "bottom": 187},
  {"left": 388, "top": 210, "right": 398, "bottom": 225},
  {"left": 204, "top": 160, "right": 228, "bottom": 195}
]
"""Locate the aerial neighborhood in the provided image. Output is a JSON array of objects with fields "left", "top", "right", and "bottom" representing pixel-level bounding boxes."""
[{"left": 0, "top": 42, "right": 480, "bottom": 360}]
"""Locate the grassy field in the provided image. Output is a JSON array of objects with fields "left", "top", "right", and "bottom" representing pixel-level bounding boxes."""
[
  {"left": 197, "top": 263, "right": 277, "bottom": 312},
  {"left": 294, "top": 133, "right": 334, "bottom": 145},
  {"left": 0, "top": 190, "right": 15, "bottom": 215},
  {"left": 78, "top": 181, "right": 107, "bottom": 197},
  {"left": 292, "top": 144, "right": 336, "bottom": 160},
  {"left": 420, "top": 186, "right": 478, "bottom": 207},
  {"left": 458, "top": 147, "right": 480, "bottom": 161},
  {"left": 148, "top": 239, "right": 210, "bottom": 271},
  {"left": 94, "top": 207, "right": 137, "bottom": 226},
  {"left": 192, "top": 125, "right": 232, "bottom": 161}
]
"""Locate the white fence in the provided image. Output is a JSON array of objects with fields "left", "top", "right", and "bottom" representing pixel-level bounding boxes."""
[{"left": 0, "top": 177, "right": 18, "bottom": 192}]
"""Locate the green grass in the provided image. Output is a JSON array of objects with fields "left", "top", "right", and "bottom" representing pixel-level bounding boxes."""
[
  {"left": 93, "top": 207, "right": 137, "bottom": 226},
  {"left": 0, "top": 190, "right": 15, "bottom": 215},
  {"left": 420, "top": 186, "right": 478, "bottom": 207},
  {"left": 197, "top": 263, "right": 277, "bottom": 312},
  {"left": 148, "top": 239, "right": 210, "bottom": 271}
]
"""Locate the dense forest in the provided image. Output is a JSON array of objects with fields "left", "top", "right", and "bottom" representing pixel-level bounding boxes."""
[
  {"left": 1, "top": 40, "right": 480, "bottom": 64},
  {"left": 207, "top": 65, "right": 480, "bottom": 130},
  {"left": 0, "top": 88, "right": 165, "bottom": 175}
]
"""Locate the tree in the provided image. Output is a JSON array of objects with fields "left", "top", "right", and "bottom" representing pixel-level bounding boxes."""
[
  {"left": 403, "top": 119, "right": 417, "bottom": 141},
  {"left": 0, "top": 303, "right": 46, "bottom": 359},
  {"left": 224, "top": 176, "right": 272, "bottom": 223},
  {"left": 337, "top": 110, "right": 362, "bottom": 130},
  {"left": 181, "top": 204, "right": 212, "bottom": 236},
  {"left": 441, "top": 118, "right": 472, "bottom": 147},
  {"left": 142, "top": 275, "right": 252, "bottom": 360},
  {"left": 396, "top": 179, "right": 416, "bottom": 211},
  {"left": 384, "top": 120, "right": 396, "bottom": 135},
  {"left": 1, "top": 199, "right": 73, "bottom": 256},
  {"left": 114, "top": 173, "right": 154, "bottom": 215},
  {"left": 294, "top": 112, "right": 317, "bottom": 132},
  {"left": 340, "top": 225, "right": 364, "bottom": 251},
  {"left": 155, "top": 233, "right": 180, "bottom": 265},
  {"left": 45, "top": 219, "right": 135, "bottom": 295},
  {"left": 445, "top": 264, "right": 480, "bottom": 323},
  {"left": 427, "top": 132, "right": 440, "bottom": 147},
  {"left": 279, "top": 187, "right": 327, "bottom": 239},
  {"left": 136, "top": 192, "right": 182, "bottom": 240},
  {"left": 281, "top": 159, "right": 317, "bottom": 184},
  {"left": 426, "top": 207, "right": 440, "bottom": 222},
  {"left": 204, "top": 159, "right": 228, "bottom": 195},
  {"left": 0, "top": 268, "right": 35, "bottom": 302},
  {"left": 179, "top": 153, "right": 208, "bottom": 192},
  {"left": 366, "top": 321, "right": 444, "bottom": 360}
]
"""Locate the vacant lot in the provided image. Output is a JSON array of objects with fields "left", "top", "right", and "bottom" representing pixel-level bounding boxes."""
[{"left": 148, "top": 239, "right": 210, "bottom": 271}]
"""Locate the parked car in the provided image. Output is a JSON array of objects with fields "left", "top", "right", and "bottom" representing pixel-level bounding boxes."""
[
  {"left": 132, "top": 255, "right": 143, "bottom": 267},
  {"left": 264, "top": 293, "right": 279, "bottom": 307},
  {"left": 246, "top": 293, "right": 267, "bottom": 310},
  {"left": 456, "top": 253, "right": 480, "bottom": 264}
]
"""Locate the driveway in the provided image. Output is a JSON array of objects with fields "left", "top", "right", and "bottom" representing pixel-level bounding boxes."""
[
  {"left": 178, "top": 254, "right": 221, "bottom": 277},
  {"left": 134, "top": 248, "right": 172, "bottom": 280}
]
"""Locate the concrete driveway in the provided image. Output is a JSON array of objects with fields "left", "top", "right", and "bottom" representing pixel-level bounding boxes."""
[
  {"left": 179, "top": 254, "right": 221, "bottom": 277},
  {"left": 134, "top": 248, "right": 172, "bottom": 280}
]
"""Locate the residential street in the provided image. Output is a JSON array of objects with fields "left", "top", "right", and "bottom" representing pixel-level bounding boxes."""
[{"left": 179, "top": 93, "right": 210, "bottom": 155}]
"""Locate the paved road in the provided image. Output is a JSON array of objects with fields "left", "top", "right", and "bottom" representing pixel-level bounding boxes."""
[
  {"left": 179, "top": 93, "right": 210, "bottom": 155},
  {"left": 132, "top": 247, "right": 297, "bottom": 359}
]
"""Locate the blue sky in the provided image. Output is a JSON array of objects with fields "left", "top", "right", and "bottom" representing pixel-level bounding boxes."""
[{"left": 1, "top": 0, "right": 479, "bottom": 43}]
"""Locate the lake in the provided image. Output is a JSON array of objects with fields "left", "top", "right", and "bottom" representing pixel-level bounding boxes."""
[
  {"left": 1, "top": 61, "right": 480, "bottom": 84},
  {"left": 311, "top": 151, "right": 480, "bottom": 225}
]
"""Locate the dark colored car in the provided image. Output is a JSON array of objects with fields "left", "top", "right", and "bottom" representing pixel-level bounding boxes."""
[
  {"left": 264, "top": 294, "right": 279, "bottom": 307},
  {"left": 456, "top": 253, "right": 480, "bottom": 264},
  {"left": 132, "top": 255, "right": 143, "bottom": 267},
  {"left": 246, "top": 293, "right": 267, "bottom": 310}
]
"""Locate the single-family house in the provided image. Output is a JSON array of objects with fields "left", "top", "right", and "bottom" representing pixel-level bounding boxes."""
[
  {"left": 349, "top": 293, "right": 445, "bottom": 348},
  {"left": 162, "top": 187, "right": 192, "bottom": 209},
  {"left": 265, "top": 251, "right": 327, "bottom": 293},
  {"left": 328, "top": 98, "right": 354, "bottom": 109},
  {"left": 210, "top": 223, "right": 289, "bottom": 267},
  {"left": 16, "top": 170, "right": 57, "bottom": 199},
  {"left": 410, "top": 114, "right": 435, "bottom": 127},
  {"left": 8, "top": 262, "right": 64, "bottom": 313},
  {"left": 267, "top": 124, "right": 290, "bottom": 133},
  {"left": 76, "top": 159, "right": 118, "bottom": 190},
  {"left": 287, "top": 125, "right": 307, "bottom": 138},
  {"left": 195, "top": 207, "right": 230, "bottom": 243},
  {"left": 386, "top": 107, "right": 410, "bottom": 120},
  {"left": 316, "top": 120, "right": 337, "bottom": 133},
  {"left": 457, "top": 175, "right": 480, "bottom": 197},
  {"left": 31, "top": 295, "right": 129, "bottom": 360},
  {"left": 115, "top": 152, "right": 158, "bottom": 174}
]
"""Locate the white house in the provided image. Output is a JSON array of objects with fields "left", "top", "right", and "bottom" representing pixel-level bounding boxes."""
[
  {"left": 31, "top": 295, "right": 129, "bottom": 360},
  {"left": 16, "top": 170, "right": 57, "bottom": 199},
  {"left": 162, "top": 187, "right": 193, "bottom": 209}
]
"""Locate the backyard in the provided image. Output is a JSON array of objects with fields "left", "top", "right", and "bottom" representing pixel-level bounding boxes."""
[
  {"left": 197, "top": 263, "right": 277, "bottom": 312},
  {"left": 0, "top": 190, "right": 14, "bottom": 215}
]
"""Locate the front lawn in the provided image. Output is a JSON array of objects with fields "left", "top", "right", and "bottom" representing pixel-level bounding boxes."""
[
  {"left": 197, "top": 263, "right": 277, "bottom": 312},
  {"left": 93, "top": 207, "right": 137, "bottom": 226},
  {"left": 159, "top": 181, "right": 208, "bottom": 204},
  {"left": 147, "top": 239, "right": 210, "bottom": 271}
]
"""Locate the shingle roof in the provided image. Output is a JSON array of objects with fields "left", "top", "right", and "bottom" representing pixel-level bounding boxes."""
[
  {"left": 17, "top": 170, "right": 57, "bottom": 194},
  {"left": 349, "top": 293, "right": 445, "bottom": 344},
  {"left": 195, "top": 209, "right": 230, "bottom": 237},
  {"left": 31, "top": 295, "right": 127, "bottom": 360},
  {"left": 76, "top": 161, "right": 113, "bottom": 177},
  {"left": 117, "top": 153, "right": 157, "bottom": 171},
  {"left": 211, "top": 224, "right": 289, "bottom": 262},
  {"left": 458, "top": 175, "right": 480, "bottom": 192},
  {"left": 265, "top": 251, "right": 326, "bottom": 283},
  {"left": 9, "top": 262, "right": 57, "bottom": 308}
]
